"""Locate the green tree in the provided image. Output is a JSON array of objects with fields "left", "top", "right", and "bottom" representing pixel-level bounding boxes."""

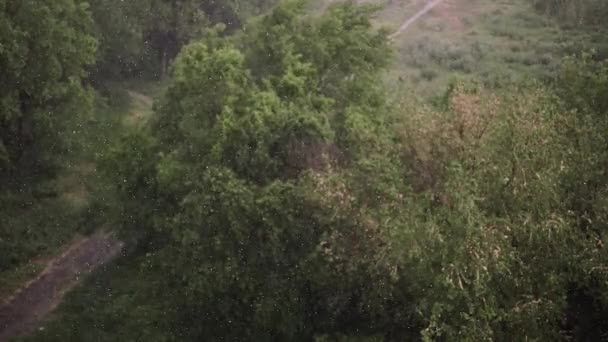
[
  {"left": 26, "top": 3, "right": 608, "bottom": 342},
  {"left": 102, "top": 2, "right": 396, "bottom": 339},
  {"left": 0, "top": 0, "right": 96, "bottom": 177},
  {"left": 88, "top": 0, "right": 272, "bottom": 80}
]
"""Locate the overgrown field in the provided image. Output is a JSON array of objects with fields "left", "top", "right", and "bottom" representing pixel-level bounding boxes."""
[{"left": 314, "top": 0, "right": 608, "bottom": 97}]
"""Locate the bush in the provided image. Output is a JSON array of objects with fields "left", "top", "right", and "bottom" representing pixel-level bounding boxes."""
[{"left": 420, "top": 69, "right": 438, "bottom": 81}]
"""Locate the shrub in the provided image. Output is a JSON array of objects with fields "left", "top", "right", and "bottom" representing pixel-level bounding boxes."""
[{"left": 420, "top": 69, "right": 438, "bottom": 81}]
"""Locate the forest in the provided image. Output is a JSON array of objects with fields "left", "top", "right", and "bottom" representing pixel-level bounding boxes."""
[{"left": 1, "top": 0, "right": 608, "bottom": 340}]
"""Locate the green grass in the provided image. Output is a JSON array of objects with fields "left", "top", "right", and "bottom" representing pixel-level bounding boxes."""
[
  {"left": 374, "top": 0, "right": 608, "bottom": 97},
  {"left": 0, "top": 192, "right": 85, "bottom": 299},
  {"left": 271, "top": 0, "right": 608, "bottom": 97},
  {"left": 0, "top": 259, "right": 45, "bottom": 302},
  {"left": 20, "top": 251, "right": 174, "bottom": 341}
]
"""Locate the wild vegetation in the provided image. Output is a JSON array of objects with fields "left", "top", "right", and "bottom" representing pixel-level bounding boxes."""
[
  {"left": 2, "top": 0, "right": 608, "bottom": 340},
  {"left": 0, "top": 0, "right": 96, "bottom": 293},
  {"left": 532, "top": 0, "right": 608, "bottom": 27},
  {"left": 89, "top": 0, "right": 279, "bottom": 79}
]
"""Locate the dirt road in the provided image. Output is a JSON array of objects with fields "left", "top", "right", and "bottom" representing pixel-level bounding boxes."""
[
  {"left": 0, "top": 231, "right": 123, "bottom": 341},
  {"left": 390, "top": 0, "right": 445, "bottom": 39}
]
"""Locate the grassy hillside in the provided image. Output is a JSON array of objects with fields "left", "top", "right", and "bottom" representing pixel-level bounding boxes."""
[
  {"left": 313, "top": 0, "right": 607, "bottom": 97},
  {"left": 393, "top": 0, "right": 606, "bottom": 95}
]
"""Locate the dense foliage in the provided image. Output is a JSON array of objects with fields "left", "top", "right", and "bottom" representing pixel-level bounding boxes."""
[
  {"left": 0, "top": 0, "right": 275, "bottom": 281},
  {"left": 0, "top": 0, "right": 95, "bottom": 177},
  {"left": 532, "top": 0, "right": 608, "bottom": 27},
  {"left": 0, "top": 0, "right": 96, "bottom": 272},
  {"left": 3, "top": 0, "right": 608, "bottom": 341},
  {"left": 89, "top": 0, "right": 279, "bottom": 79},
  {"left": 31, "top": 1, "right": 607, "bottom": 341},
  {"left": 101, "top": 2, "right": 397, "bottom": 339}
]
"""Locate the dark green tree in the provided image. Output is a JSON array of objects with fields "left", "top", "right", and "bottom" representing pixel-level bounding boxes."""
[
  {"left": 88, "top": 0, "right": 274, "bottom": 80},
  {"left": 103, "top": 1, "right": 398, "bottom": 340},
  {"left": 0, "top": 0, "right": 96, "bottom": 177}
]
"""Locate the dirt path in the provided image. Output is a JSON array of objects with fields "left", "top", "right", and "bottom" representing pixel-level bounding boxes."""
[
  {"left": 390, "top": 0, "right": 445, "bottom": 38},
  {"left": 0, "top": 89, "right": 151, "bottom": 341},
  {"left": 0, "top": 231, "right": 124, "bottom": 341}
]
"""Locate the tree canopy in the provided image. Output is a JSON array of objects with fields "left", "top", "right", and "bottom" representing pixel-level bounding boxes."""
[
  {"left": 3, "top": 0, "right": 608, "bottom": 341},
  {"left": 93, "top": 1, "right": 608, "bottom": 340},
  {"left": 88, "top": 0, "right": 280, "bottom": 79},
  {"left": 0, "top": 0, "right": 96, "bottom": 177}
]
